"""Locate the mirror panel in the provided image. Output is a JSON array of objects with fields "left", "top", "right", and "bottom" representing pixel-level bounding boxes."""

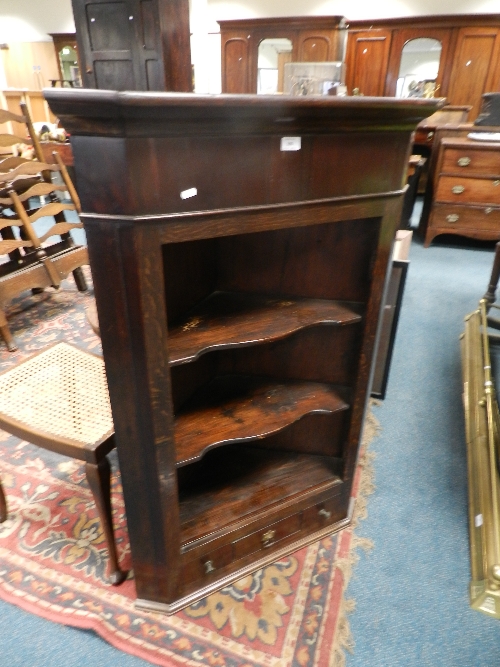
[
  {"left": 257, "top": 38, "right": 293, "bottom": 94},
  {"left": 58, "top": 44, "right": 81, "bottom": 87},
  {"left": 396, "top": 38, "right": 442, "bottom": 98}
]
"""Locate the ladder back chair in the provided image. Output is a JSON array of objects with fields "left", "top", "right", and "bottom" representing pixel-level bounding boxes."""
[
  {"left": 0, "top": 342, "right": 126, "bottom": 584},
  {"left": 0, "top": 103, "right": 87, "bottom": 288},
  {"left": 0, "top": 159, "right": 89, "bottom": 351}
]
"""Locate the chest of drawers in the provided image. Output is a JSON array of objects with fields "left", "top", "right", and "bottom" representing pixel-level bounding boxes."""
[{"left": 426, "top": 137, "right": 500, "bottom": 246}]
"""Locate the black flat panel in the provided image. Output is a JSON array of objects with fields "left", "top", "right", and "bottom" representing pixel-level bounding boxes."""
[
  {"left": 94, "top": 60, "right": 135, "bottom": 89},
  {"left": 87, "top": 2, "right": 131, "bottom": 51}
]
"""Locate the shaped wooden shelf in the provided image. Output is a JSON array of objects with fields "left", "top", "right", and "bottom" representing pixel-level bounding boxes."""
[
  {"left": 168, "top": 291, "right": 363, "bottom": 366},
  {"left": 174, "top": 375, "right": 349, "bottom": 466}
]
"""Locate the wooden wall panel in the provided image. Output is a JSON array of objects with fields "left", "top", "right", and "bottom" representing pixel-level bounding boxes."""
[{"left": 0, "top": 42, "right": 59, "bottom": 90}]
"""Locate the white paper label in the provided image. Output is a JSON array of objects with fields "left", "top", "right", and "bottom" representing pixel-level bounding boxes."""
[
  {"left": 280, "top": 137, "right": 301, "bottom": 152},
  {"left": 180, "top": 187, "right": 197, "bottom": 200},
  {"left": 475, "top": 514, "right": 483, "bottom": 528}
]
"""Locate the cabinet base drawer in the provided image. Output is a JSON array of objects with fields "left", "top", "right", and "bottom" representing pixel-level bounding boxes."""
[
  {"left": 430, "top": 204, "right": 500, "bottom": 232},
  {"left": 180, "top": 489, "right": 346, "bottom": 591},
  {"left": 435, "top": 176, "right": 500, "bottom": 206},
  {"left": 441, "top": 147, "right": 500, "bottom": 176}
]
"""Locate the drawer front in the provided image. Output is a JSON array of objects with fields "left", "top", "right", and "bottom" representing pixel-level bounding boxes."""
[
  {"left": 183, "top": 543, "right": 234, "bottom": 584},
  {"left": 181, "top": 490, "right": 344, "bottom": 586},
  {"left": 302, "top": 495, "right": 343, "bottom": 530},
  {"left": 435, "top": 176, "right": 500, "bottom": 205},
  {"left": 232, "top": 513, "right": 302, "bottom": 560},
  {"left": 441, "top": 147, "right": 500, "bottom": 176},
  {"left": 430, "top": 204, "right": 500, "bottom": 232}
]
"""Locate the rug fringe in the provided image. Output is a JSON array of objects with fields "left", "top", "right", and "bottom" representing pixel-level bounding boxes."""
[{"left": 328, "top": 404, "right": 379, "bottom": 667}]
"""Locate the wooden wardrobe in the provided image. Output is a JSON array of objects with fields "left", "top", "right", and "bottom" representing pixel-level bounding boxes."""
[{"left": 218, "top": 16, "right": 346, "bottom": 94}]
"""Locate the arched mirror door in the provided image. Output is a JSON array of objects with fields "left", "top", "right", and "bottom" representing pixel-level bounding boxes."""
[
  {"left": 50, "top": 33, "right": 82, "bottom": 87},
  {"left": 396, "top": 38, "right": 442, "bottom": 98},
  {"left": 257, "top": 38, "right": 293, "bottom": 94}
]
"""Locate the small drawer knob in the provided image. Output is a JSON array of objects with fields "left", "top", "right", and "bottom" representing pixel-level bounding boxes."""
[
  {"left": 452, "top": 185, "right": 465, "bottom": 194},
  {"left": 427, "top": 131, "right": 434, "bottom": 141},
  {"left": 262, "top": 529, "right": 276, "bottom": 548},
  {"left": 485, "top": 207, "right": 493, "bottom": 214},
  {"left": 446, "top": 214, "right": 459, "bottom": 223},
  {"left": 204, "top": 560, "right": 215, "bottom": 574},
  {"left": 457, "top": 157, "right": 471, "bottom": 167},
  {"left": 494, "top": 180, "right": 500, "bottom": 187},
  {"left": 319, "top": 508, "right": 331, "bottom": 520}
]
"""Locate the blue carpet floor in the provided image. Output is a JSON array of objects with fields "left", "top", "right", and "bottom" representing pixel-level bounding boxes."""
[
  {"left": 346, "top": 234, "right": 500, "bottom": 666},
  {"left": 1, "top": 218, "right": 500, "bottom": 665}
]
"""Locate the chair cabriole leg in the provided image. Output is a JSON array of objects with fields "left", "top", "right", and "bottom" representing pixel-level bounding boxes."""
[{"left": 85, "top": 457, "right": 126, "bottom": 585}]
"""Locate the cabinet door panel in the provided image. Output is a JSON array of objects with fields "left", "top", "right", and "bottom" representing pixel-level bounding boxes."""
[
  {"left": 447, "top": 28, "right": 500, "bottom": 120},
  {"left": 223, "top": 38, "right": 249, "bottom": 93},
  {"left": 94, "top": 59, "right": 135, "bottom": 90},
  {"left": 298, "top": 35, "right": 330, "bottom": 61},
  {"left": 384, "top": 27, "right": 453, "bottom": 97},
  {"left": 86, "top": 2, "right": 131, "bottom": 51},
  {"left": 345, "top": 31, "right": 391, "bottom": 96}
]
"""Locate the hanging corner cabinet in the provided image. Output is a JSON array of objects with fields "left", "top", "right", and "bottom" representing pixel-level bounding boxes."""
[{"left": 45, "top": 90, "right": 441, "bottom": 613}]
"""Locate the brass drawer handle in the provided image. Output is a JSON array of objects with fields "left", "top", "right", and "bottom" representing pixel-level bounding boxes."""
[
  {"left": 204, "top": 560, "right": 215, "bottom": 574},
  {"left": 446, "top": 214, "right": 459, "bottom": 223},
  {"left": 494, "top": 180, "right": 500, "bottom": 187},
  {"left": 485, "top": 207, "right": 493, "bottom": 214},
  {"left": 452, "top": 185, "right": 465, "bottom": 194},
  {"left": 457, "top": 157, "right": 471, "bottom": 167},
  {"left": 319, "top": 508, "right": 331, "bottom": 520},
  {"left": 262, "top": 529, "right": 276, "bottom": 548}
]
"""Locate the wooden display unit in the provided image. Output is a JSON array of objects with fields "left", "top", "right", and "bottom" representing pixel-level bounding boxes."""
[{"left": 45, "top": 90, "right": 440, "bottom": 613}]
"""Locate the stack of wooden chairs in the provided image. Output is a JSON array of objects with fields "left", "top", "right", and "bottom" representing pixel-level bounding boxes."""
[{"left": 0, "top": 103, "right": 88, "bottom": 351}]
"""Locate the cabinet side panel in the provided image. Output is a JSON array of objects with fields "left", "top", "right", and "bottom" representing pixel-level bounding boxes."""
[
  {"left": 85, "top": 219, "right": 181, "bottom": 603},
  {"left": 70, "top": 136, "right": 133, "bottom": 215}
]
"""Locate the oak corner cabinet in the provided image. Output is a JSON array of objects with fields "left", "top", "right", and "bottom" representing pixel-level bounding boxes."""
[{"left": 44, "top": 89, "right": 441, "bottom": 613}]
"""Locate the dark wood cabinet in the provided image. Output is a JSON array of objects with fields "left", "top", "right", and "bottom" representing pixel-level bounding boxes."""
[
  {"left": 345, "top": 15, "right": 500, "bottom": 120},
  {"left": 71, "top": 0, "right": 192, "bottom": 91},
  {"left": 218, "top": 16, "right": 346, "bottom": 94},
  {"left": 45, "top": 89, "right": 440, "bottom": 613}
]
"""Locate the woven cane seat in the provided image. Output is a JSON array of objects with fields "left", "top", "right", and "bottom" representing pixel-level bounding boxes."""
[
  {"left": 0, "top": 342, "right": 113, "bottom": 448},
  {"left": 0, "top": 342, "right": 126, "bottom": 584}
]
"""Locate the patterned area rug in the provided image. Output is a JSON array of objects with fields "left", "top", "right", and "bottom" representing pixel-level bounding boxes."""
[{"left": 0, "top": 270, "right": 376, "bottom": 667}]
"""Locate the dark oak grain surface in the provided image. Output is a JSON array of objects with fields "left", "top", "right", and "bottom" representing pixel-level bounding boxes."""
[{"left": 44, "top": 90, "right": 440, "bottom": 611}]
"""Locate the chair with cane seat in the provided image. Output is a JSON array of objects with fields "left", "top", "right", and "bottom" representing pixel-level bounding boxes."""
[{"left": 0, "top": 342, "right": 126, "bottom": 584}]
